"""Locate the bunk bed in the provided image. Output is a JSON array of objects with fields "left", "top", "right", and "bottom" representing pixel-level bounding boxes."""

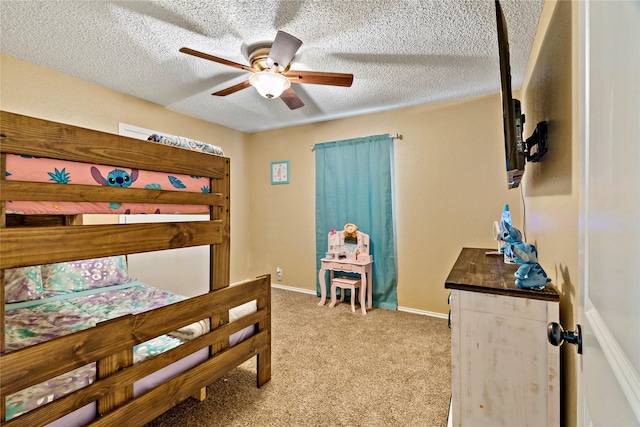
[{"left": 0, "top": 111, "right": 272, "bottom": 426}]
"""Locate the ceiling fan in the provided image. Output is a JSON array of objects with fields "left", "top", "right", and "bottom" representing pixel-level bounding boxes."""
[{"left": 180, "top": 31, "right": 354, "bottom": 110}]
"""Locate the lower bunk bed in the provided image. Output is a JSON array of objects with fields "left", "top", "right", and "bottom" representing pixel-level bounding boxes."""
[
  {"left": 5, "top": 256, "right": 263, "bottom": 426},
  {"left": 0, "top": 111, "right": 272, "bottom": 426},
  {"left": 3, "top": 267, "right": 270, "bottom": 427}
]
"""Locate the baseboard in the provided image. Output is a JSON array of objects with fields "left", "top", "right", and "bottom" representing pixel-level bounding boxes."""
[
  {"left": 271, "top": 283, "right": 317, "bottom": 295},
  {"left": 398, "top": 306, "right": 448, "bottom": 319},
  {"left": 271, "top": 283, "right": 449, "bottom": 319}
]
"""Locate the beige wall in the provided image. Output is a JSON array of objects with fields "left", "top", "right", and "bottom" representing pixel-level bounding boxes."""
[
  {"left": 0, "top": 54, "right": 251, "bottom": 285},
  {"left": 520, "top": 1, "right": 578, "bottom": 426},
  {"left": 246, "top": 95, "right": 524, "bottom": 314}
]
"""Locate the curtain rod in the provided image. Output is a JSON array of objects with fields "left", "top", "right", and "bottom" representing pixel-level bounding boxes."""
[{"left": 310, "top": 133, "right": 402, "bottom": 152}]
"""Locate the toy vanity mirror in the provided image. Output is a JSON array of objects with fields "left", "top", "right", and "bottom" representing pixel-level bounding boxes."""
[
  {"left": 343, "top": 223, "right": 359, "bottom": 254},
  {"left": 326, "top": 223, "right": 370, "bottom": 262}
]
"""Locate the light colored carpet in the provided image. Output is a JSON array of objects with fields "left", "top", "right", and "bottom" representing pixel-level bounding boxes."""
[{"left": 145, "top": 288, "right": 451, "bottom": 427}]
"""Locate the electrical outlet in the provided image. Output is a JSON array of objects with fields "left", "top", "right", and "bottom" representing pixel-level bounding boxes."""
[{"left": 276, "top": 267, "right": 282, "bottom": 281}]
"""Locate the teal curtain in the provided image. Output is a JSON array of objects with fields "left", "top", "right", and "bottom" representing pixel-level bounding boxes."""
[{"left": 315, "top": 134, "right": 397, "bottom": 310}]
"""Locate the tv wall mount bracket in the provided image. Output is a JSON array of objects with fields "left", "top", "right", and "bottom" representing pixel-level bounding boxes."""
[{"left": 524, "top": 120, "right": 548, "bottom": 163}]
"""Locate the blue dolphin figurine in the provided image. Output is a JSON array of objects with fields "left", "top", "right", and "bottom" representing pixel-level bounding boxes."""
[{"left": 508, "top": 242, "right": 551, "bottom": 289}]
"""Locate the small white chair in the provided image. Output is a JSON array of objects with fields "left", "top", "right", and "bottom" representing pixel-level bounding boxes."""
[{"left": 329, "top": 276, "right": 367, "bottom": 315}]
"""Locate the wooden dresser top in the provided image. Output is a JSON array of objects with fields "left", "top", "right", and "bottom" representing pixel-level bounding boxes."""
[{"left": 445, "top": 247, "right": 560, "bottom": 302}]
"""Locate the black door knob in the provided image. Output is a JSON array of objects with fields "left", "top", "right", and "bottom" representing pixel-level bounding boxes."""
[{"left": 547, "top": 322, "right": 583, "bottom": 354}]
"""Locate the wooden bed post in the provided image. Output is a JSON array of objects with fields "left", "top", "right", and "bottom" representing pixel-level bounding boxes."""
[
  {"left": 0, "top": 265, "right": 4, "bottom": 422},
  {"left": 97, "top": 348, "right": 134, "bottom": 416},
  {"left": 257, "top": 274, "right": 272, "bottom": 387},
  {"left": 209, "top": 158, "right": 231, "bottom": 357},
  {"left": 211, "top": 157, "right": 231, "bottom": 291},
  {"left": 0, "top": 153, "right": 6, "bottom": 349},
  {"left": 1, "top": 153, "right": 6, "bottom": 356},
  {"left": 1, "top": 152, "right": 6, "bottom": 421}
]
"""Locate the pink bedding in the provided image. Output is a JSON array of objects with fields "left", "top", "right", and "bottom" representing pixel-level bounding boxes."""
[{"left": 5, "top": 154, "right": 212, "bottom": 215}]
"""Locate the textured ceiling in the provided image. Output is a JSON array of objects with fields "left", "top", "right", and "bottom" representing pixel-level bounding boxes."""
[{"left": 0, "top": 0, "right": 544, "bottom": 133}]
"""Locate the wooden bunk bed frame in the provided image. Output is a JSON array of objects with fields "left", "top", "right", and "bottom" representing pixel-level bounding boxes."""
[{"left": 0, "top": 111, "right": 271, "bottom": 426}]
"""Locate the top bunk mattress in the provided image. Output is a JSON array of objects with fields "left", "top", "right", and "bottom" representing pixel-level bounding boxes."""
[{"left": 4, "top": 131, "right": 225, "bottom": 216}]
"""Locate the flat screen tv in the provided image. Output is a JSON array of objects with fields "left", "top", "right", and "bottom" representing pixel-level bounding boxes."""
[
  {"left": 495, "top": 1, "right": 548, "bottom": 189},
  {"left": 495, "top": 0, "right": 525, "bottom": 189}
]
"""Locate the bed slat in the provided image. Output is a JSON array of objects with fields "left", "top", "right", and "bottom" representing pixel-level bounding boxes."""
[
  {"left": 5, "top": 214, "right": 68, "bottom": 227},
  {"left": 1, "top": 180, "right": 224, "bottom": 206},
  {"left": 0, "top": 221, "right": 223, "bottom": 269}
]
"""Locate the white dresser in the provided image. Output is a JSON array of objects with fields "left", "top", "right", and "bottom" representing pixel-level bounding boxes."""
[{"left": 445, "top": 248, "right": 560, "bottom": 427}]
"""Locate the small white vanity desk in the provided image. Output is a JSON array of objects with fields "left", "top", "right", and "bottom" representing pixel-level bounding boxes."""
[
  {"left": 317, "top": 224, "right": 373, "bottom": 311},
  {"left": 318, "top": 257, "right": 373, "bottom": 309}
]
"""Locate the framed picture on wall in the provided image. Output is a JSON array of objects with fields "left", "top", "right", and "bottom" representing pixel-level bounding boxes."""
[{"left": 270, "top": 160, "right": 289, "bottom": 184}]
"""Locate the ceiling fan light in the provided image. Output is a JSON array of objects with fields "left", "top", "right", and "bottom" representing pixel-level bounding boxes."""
[{"left": 249, "top": 71, "right": 291, "bottom": 99}]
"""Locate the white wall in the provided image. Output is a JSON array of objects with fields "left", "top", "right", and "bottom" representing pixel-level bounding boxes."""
[{"left": 121, "top": 214, "right": 211, "bottom": 297}]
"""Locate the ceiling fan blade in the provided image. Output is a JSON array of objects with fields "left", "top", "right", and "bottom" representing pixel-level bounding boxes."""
[
  {"left": 212, "top": 80, "right": 251, "bottom": 96},
  {"left": 180, "top": 47, "right": 256, "bottom": 73},
  {"left": 285, "top": 70, "right": 354, "bottom": 87},
  {"left": 280, "top": 88, "right": 304, "bottom": 110},
  {"left": 267, "top": 31, "right": 302, "bottom": 70}
]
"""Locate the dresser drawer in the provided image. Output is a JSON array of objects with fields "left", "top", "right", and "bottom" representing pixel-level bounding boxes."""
[
  {"left": 334, "top": 263, "right": 352, "bottom": 272},
  {"left": 323, "top": 261, "right": 352, "bottom": 272}
]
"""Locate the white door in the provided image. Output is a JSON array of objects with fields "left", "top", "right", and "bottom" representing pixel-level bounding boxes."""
[{"left": 579, "top": 1, "right": 640, "bottom": 425}]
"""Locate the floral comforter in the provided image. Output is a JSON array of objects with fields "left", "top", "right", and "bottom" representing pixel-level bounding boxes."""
[{"left": 5, "top": 281, "right": 187, "bottom": 421}]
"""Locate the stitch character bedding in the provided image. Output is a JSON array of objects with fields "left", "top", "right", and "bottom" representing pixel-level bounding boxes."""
[
  {"left": 5, "top": 132, "right": 224, "bottom": 215},
  {"left": 5, "top": 154, "right": 215, "bottom": 215}
]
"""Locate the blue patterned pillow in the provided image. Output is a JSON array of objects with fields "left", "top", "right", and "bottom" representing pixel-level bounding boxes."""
[
  {"left": 5, "top": 266, "right": 44, "bottom": 302},
  {"left": 42, "top": 256, "right": 132, "bottom": 292}
]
